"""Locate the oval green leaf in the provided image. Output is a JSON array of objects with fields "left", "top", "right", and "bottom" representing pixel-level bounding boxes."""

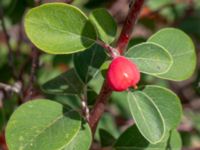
[
  {"left": 6, "top": 99, "right": 81, "bottom": 150},
  {"left": 65, "top": 121, "right": 92, "bottom": 150},
  {"left": 99, "top": 129, "right": 116, "bottom": 147},
  {"left": 148, "top": 28, "right": 196, "bottom": 81},
  {"left": 42, "top": 69, "right": 84, "bottom": 95},
  {"left": 25, "top": 3, "right": 97, "bottom": 54},
  {"left": 114, "top": 125, "right": 169, "bottom": 150},
  {"left": 126, "top": 42, "right": 173, "bottom": 75},
  {"left": 127, "top": 91, "right": 165, "bottom": 144},
  {"left": 143, "top": 85, "right": 182, "bottom": 130},
  {"left": 168, "top": 130, "right": 182, "bottom": 150},
  {"left": 89, "top": 8, "right": 117, "bottom": 44},
  {"left": 74, "top": 44, "right": 107, "bottom": 83}
]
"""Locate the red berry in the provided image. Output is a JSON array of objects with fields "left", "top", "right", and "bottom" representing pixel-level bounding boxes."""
[{"left": 106, "top": 56, "right": 140, "bottom": 91}]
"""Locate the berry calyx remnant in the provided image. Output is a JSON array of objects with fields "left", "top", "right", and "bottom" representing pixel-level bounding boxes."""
[{"left": 106, "top": 56, "right": 140, "bottom": 91}]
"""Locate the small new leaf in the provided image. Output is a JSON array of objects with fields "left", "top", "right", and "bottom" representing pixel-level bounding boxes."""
[
  {"left": 74, "top": 44, "right": 107, "bottom": 83},
  {"left": 89, "top": 8, "right": 117, "bottom": 44}
]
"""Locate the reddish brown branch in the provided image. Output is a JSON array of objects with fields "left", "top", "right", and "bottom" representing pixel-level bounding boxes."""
[
  {"left": 89, "top": 82, "right": 112, "bottom": 134},
  {"left": 88, "top": 0, "right": 145, "bottom": 136},
  {"left": 116, "top": 0, "right": 144, "bottom": 54}
]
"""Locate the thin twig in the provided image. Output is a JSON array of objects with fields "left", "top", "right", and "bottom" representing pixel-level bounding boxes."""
[
  {"left": 96, "top": 39, "right": 119, "bottom": 58},
  {"left": 0, "top": 7, "right": 17, "bottom": 79},
  {"left": 88, "top": 0, "right": 145, "bottom": 135},
  {"left": 35, "top": 0, "right": 42, "bottom": 6},
  {"left": 22, "top": 0, "right": 41, "bottom": 101},
  {"left": 30, "top": 48, "right": 39, "bottom": 89},
  {"left": 16, "top": 22, "right": 23, "bottom": 58},
  {"left": 23, "top": 47, "right": 40, "bottom": 101},
  {"left": 81, "top": 86, "right": 90, "bottom": 121},
  {"left": 0, "top": 82, "right": 22, "bottom": 93}
]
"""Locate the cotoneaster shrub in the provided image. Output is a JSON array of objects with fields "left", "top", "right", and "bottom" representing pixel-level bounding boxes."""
[{"left": 5, "top": 1, "right": 197, "bottom": 150}]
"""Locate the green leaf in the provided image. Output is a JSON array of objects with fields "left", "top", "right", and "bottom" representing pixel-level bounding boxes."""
[
  {"left": 99, "top": 129, "right": 116, "bottom": 147},
  {"left": 74, "top": 44, "right": 107, "bottom": 83},
  {"left": 127, "top": 91, "right": 165, "bottom": 144},
  {"left": 2, "top": 0, "right": 34, "bottom": 24},
  {"left": 126, "top": 42, "right": 173, "bottom": 75},
  {"left": 0, "top": 95, "right": 18, "bottom": 131},
  {"left": 65, "top": 121, "right": 92, "bottom": 150},
  {"left": 147, "top": 1, "right": 187, "bottom": 22},
  {"left": 84, "top": 0, "right": 108, "bottom": 9},
  {"left": 46, "top": 94, "right": 81, "bottom": 109},
  {"left": 147, "top": 0, "right": 172, "bottom": 10},
  {"left": 25, "top": 3, "right": 97, "bottom": 54},
  {"left": 179, "top": 15, "right": 200, "bottom": 38},
  {"left": 95, "top": 113, "right": 119, "bottom": 141},
  {"left": 6, "top": 100, "right": 81, "bottom": 150},
  {"left": 187, "top": 111, "right": 200, "bottom": 132},
  {"left": 167, "top": 130, "right": 182, "bottom": 150},
  {"left": 111, "top": 91, "right": 131, "bottom": 118},
  {"left": 148, "top": 28, "right": 196, "bottom": 81},
  {"left": 114, "top": 125, "right": 168, "bottom": 150},
  {"left": 143, "top": 85, "right": 182, "bottom": 130},
  {"left": 89, "top": 8, "right": 117, "bottom": 44},
  {"left": 42, "top": 69, "right": 84, "bottom": 95},
  {"left": 88, "top": 72, "right": 104, "bottom": 93},
  {"left": 127, "top": 37, "right": 146, "bottom": 49}
]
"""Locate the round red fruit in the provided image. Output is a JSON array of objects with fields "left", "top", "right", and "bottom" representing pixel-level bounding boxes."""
[{"left": 106, "top": 56, "right": 140, "bottom": 91}]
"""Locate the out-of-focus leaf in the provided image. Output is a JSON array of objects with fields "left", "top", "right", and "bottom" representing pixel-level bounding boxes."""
[
  {"left": 95, "top": 113, "right": 119, "bottom": 141},
  {"left": 167, "top": 130, "right": 182, "bottom": 150},
  {"left": 99, "top": 129, "right": 116, "bottom": 147},
  {"left": 74, "top": 44, "right": 107, "bottom": 83},
  {"left": 84, "top": 0, "right": 108, "bottom": 9},
  {"left": 42, "top": 69, "right": 84, "bottom": 95},
  {"left": 114, "top": 125, "right": 169, "bottom": 150}
]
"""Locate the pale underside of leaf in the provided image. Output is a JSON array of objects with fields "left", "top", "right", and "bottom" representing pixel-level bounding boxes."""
[
  {"left": 128, "top": 91, "right": 165, "bottom": 144},
  {"left": 148, "top": 28, "right": 196, "bottom": 81},
  {"left": 126, "top": 42, "right": 173, "bottom": 76}
]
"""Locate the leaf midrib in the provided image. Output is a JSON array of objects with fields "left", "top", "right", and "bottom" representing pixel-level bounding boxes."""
[
  {"left": 22, "top": 110, "right": 80, "bottom": 150},
  {"left": 128, "top": 57, "right": 170, "bottom": 63},
  {"left": 130, "top": 93, "right": 152, "bottom": 139},
  {"left": 26, "top": 19, "right": 95, "bottom": 42}
]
